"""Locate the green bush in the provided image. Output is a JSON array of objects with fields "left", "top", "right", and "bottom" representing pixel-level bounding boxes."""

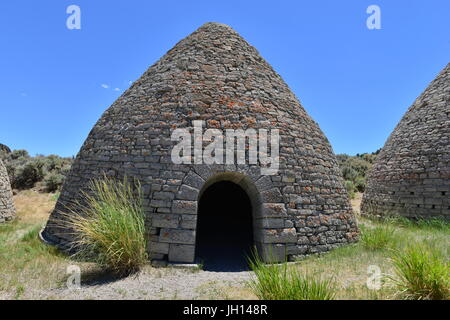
[
  {"left": 14, "top": 159, "right": 46, "bottom": 189},
  {"left": 248, "top": 253, "right": 336, "bottom": 300},
  {"left": 337, "top": 151, "right": 378, "bottom": 195},
  {"left": 62, "top": 176, "right": 148, "bottom": 275},
  {"left": 0, "top": 149, "right": 73, "bottom": 192},
  {"left": 354, "top": 176, "right": 366, "bottom": 192},
  {"left": 360, "top": 224, "right": 395, "bottom": 250},
  {"left": 45, "top": 173, "right": 65, "bottom": 192},
  {"left": 344, "top": 180, "right": 356, "bottom": 199},
  {"left": 10, "top": 149, "right": 29, "bottom": 160},
  {"left": 342, "top": 166, "right": 358, "bottom": 181},
  {"left": 391, "top": 244, "right": 449, "bottom": 300}
]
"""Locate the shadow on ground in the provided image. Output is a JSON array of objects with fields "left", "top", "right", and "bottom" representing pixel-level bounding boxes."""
[{"left": 196, "top": 244, "right": 252, "bottom": 272}]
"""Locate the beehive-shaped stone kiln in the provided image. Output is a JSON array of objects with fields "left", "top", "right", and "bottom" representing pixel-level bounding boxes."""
[
  {"left": 0, "top": 159, "right": 15, "bottom": 223},
  {"left": 362, "top": 63, "right": 449, "bottom": 220},
  {"left": 42, "top": 23, "right": 358, "bottom": 265}
]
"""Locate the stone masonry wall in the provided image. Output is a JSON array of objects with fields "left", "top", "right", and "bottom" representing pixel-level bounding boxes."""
[
  {"left": 0, "top": 159, "right": 15, "bottom": 223},
  {"left": 43, "top": 23, "right": 358, "bottom": 263},
  {"left": 361, "top": 63, "right": 450, "bottom": 220}
]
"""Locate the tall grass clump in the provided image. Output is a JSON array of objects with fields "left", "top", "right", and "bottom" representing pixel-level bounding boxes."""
[
  {"left": 390, "top": 244, "right": 449, "bottom": 300},
  {"left": 383, "top": 216, "right": 449, "bottom": 232},
  {"left": 248, "top": 252, "right": 336, "bottom": 300},
  {"left": 63, "top": 176, "right": 147, "bottom": 275},
  {"left": 360, "top": 224, "right": 395, "bottom": 250}
]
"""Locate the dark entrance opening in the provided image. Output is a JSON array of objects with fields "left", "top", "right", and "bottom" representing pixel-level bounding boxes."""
[{"left": 196, "top": 181, "right": 254, "bottom": 271}]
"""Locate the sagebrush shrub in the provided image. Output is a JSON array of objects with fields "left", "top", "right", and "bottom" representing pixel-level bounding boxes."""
[
  {"left": 0, "top": 150, "right": 73, "bottom": 191},
  {"left": 45, "top": 173, "right": 65, "bottom": 192},
  {"left": 14, "top": 159, "right": 46, "bottom": 189}
]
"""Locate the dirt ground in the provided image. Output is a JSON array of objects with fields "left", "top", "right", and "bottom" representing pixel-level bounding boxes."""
[{"left": 2, "top": 191, "right": 446, "bottom": 300}]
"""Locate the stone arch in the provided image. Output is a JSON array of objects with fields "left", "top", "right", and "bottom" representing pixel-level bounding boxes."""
[
  {"left": 167, "top": 168, "right": 295, "bottom": 264},
  {"left": 195, "top": 172, "right": 260, "bottom": 269},
  {"left": 197, "top": 171, "right": 263, "bottom": 222}
]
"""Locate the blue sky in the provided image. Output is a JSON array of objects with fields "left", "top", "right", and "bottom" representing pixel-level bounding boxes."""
[{"left": 0, "top": 0, "right": 449, "bottom": 157}]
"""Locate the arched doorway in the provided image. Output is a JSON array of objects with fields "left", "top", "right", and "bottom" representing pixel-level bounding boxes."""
[{"left": 195, "top": 180, "right": 254, "bottom": 271}]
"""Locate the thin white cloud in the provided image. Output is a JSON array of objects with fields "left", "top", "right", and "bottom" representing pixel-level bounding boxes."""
[
  {"left": 101, "top": 84, "right": 109, "bottom": 89},
  {"left": 114, "top": 88, "right": 120, "bottom": 91}
]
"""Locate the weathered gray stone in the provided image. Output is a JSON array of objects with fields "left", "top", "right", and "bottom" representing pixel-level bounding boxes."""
[
  {"left": 42, "top": 22, "right": 358, "bottom": 264},
  {"left": 256, "top": 228, "right": 297, "bottom": 244},
  {"left": 152, "top": 214, "right": 180, "bottom": 228},
  {"left": 261, "top": 203, "right": 287, "bottom": 218},
  {"left": 0, "top": 159, "right": 15, "bottom": 223},
  {"left": 362, "top": 63, "right": 450, "bottom": 221},
  {"left": 176, "top": 185, "right": 199, "bottom": 201},
  {"left": 172, "top": 200, "right": 197, "bottom": 214},
  {"left": 183, "top": 171, "right": 205, "bottom": 190},
  {"left": 256, "top": 243, "right": 286, "bottom": 262},
  {"left": 159, "top": 228, "right": 196, "bottom": 244},
  {"left": 180, "top": 215, "right": 197, "bottom": 229},
  {"left": 168, "top": 244, "right": 195, "bottom": 263},
  {"left": 149, "top": 241, "right": 170, "bottom": 254}
]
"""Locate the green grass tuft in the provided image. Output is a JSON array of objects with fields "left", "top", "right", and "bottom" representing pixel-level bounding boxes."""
[
  {"left": 360, "top": 224, "right": 395, "bottom": 250},
  {"left": 390, "top": 243, "right": 449, "bottom": 300},
  {"left": 383, "top": 216, "right": 450, "bottom": 232},
  {"left": 248, "top": 252, "right": 336, "bottom": 300},
  {"left": 61, "top": 175, "right": 148, "bottom": 276}
]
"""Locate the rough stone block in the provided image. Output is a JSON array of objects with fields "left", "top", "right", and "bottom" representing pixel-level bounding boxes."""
[
  {"left": 168, "top": 244, "right": 196, "bottom": 263},
  {"left": 159, "top": 228, "right": 196, "bottom": 244},
  {"left": 152, "top": 214, "right": 180, "bottom": 228},
  {"left": 256, "top": 243, "right": 286, "bottom": 263},
  {"left": 261, "top": 203, "right": 287, "bottom": 218},
  {"left": 256, "top": 228, "right": 297, "bottom": 244},
  {"left": 149, "top": 241, "right": 170, "bottom": 254},
  {"left": 176, "top": 184, "right": 199, "bottom": 201},
  {"left": 172, "top": 200, "right": 198, "bottom": 214}
]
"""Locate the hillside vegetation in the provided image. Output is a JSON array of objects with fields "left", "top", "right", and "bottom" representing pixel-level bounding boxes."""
[
  {"left": 0, "top": 149, "right": 73, "bottom": 192},
  {"left": 1, "top": 148, "right": 378, "bottom": 200},
  {"left": 336, "top": 150, "right": 380, "bottom": 199}
]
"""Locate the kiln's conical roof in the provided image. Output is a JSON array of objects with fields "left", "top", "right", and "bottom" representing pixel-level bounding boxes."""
[
  {"left": 362, "top": 63, "right": 450, "bottom": 219},
  {"left": 43, "top": 22, "right": 358, "bottom": 262},
  {"left": 0, "top": 159, "right": 15, "bottom": 223}
]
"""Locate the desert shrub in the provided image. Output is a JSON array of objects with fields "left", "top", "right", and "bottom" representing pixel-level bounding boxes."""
[
  {"left": 62, "top": 176, "right": 147, "bottom": 275},
  {"left": 10, "top": 149, "right": 29, "bottom": 160},
  {"left": 45, "top": 155, "right": 65, "bottom": 171},
  {"left": 337, "top": 151, "right": 378, "bottom": 195},
  {"left": 360, "top": 224, "right": 395, "bottom": 250},
  {"left": 0, "top": 149, "right": 73, "bottom": 192},
  {"left": 248, "top": 253, "right": 336, "bottom": 300},
  {"left": 391, "top": 244, "right": 449, "bottom": 300},
  {"left": 14, "top": 159, "right": 46, "bottom": 189},
  {"left": 45, "top": 173, "right": 65, "bottom": 192},
  {"left": 342, "top": 166, "right": 358, "bottom": 181},
  {"left": 354, "top": 176, "right": 366, "bottom": 192},
  {"left": 344, "top": 180, "right": 356, "bottom": 199}
]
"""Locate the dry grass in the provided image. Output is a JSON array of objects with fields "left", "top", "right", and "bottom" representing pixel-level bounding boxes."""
[
  {"left": 13, "top": 190, "right": 56, "bottom": 224},
  {"left": 195, "top": 281, "right": 258, "bottom": 300},
  {"left": 1, "top": 190, "right": 448, "bottom": 300},
  {"left": 0, "top": 191, "right": 68, "bottom": 298},
  {"left": 350, "top": 192, "right": 363, "bottom": 215},
  {"left": 59, "top": 177, "right": 148, "bottom": 276}
]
